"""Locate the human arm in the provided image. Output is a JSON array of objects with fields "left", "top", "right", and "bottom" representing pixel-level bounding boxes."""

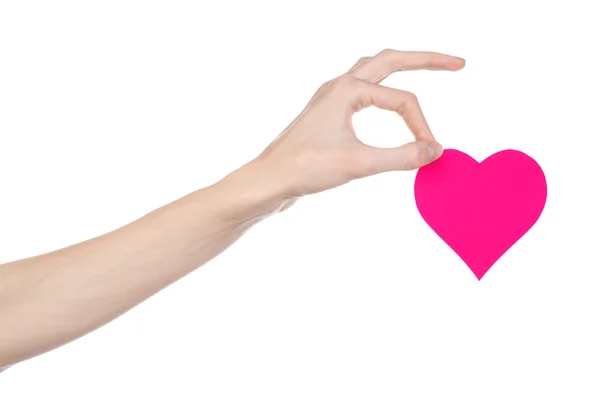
[{"left": 0, "top": 49, "right": 465, "bottom": 368}]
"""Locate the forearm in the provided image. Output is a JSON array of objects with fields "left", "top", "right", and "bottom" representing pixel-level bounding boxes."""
[{"left": 0, "top": 161, "right": 283, "bottom": 367}]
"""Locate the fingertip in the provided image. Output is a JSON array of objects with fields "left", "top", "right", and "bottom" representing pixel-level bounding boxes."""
[
  {"left": 452, "top": 57, "right": 466, "bottom": 70},
  {"left": 429, "top": 55, "right": 466, "bottom": 71}
]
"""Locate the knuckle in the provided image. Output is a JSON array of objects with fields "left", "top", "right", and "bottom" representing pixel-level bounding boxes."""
[
  {"left": 377, "top": 48, "right": 397, "bottom": 64},
  {"left": 377, "top": 48, "right": 395, "bottom": 58},
  {"left": 395, "top": 91, "right": 418, "bottom": 114},
  {"left": 403, "top": 91, "right": 418, "bottom": 103},
  {"left": 424, "top": 54, "right": 435, "bottom": 69},
  {"left": 332, "top": 74, "right": 357, "bottom": 90},
  {"left": 317, "top": 80, "right": 332, "bottom": 92},
  {"left": 357, "top": 56, "right": 370, "bottom": 64},
  {"left": 350, "top": 56, "right": 370, "bottom": 70},
  {"left": 376, "top": 48, "right": 408, "bottom": 72}
]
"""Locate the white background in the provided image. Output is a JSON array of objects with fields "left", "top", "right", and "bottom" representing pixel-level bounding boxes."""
[{"left": 1, "top": 1, "right": 599, "bottom": 405}]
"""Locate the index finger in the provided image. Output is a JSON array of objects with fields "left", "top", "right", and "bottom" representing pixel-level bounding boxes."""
[
  {"left": 345, "top": 77, "right": 436, "bottom": 142},
  {"left": 352, "top": 49, "right": 465, "bottom": 83}
]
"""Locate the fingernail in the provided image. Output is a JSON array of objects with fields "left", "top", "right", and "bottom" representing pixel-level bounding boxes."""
[
  {"left": 428, "top": 143, "right": 444, "bottom": 161},
  {"left": 427, "top": 144, "right": 435, "bottom": 161}
]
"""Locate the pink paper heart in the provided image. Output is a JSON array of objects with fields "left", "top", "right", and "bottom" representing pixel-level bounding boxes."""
[{"left": 414, "top": 149, "right": 547, "bottom": 280}]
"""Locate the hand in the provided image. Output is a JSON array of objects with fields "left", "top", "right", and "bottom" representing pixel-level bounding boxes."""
[{"left": 225, "top": 49, "right": 465, "bottom": 215}]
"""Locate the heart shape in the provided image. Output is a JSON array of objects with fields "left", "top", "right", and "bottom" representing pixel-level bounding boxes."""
[{"left": 414, "top": 149, "right": 547, "bottom": 280}]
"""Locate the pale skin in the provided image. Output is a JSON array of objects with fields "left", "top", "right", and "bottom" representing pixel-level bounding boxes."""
[{"left": 0, "top": 49, "right": 465, "bottom": 371}]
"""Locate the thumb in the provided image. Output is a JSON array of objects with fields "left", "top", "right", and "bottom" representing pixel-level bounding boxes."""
[{"left": 361, "top": 140, "right": 443, "bottom": 175}]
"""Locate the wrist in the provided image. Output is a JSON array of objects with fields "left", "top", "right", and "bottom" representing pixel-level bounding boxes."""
[{"left": 211, "top": 158, "right": 291, "bottom": 224}]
